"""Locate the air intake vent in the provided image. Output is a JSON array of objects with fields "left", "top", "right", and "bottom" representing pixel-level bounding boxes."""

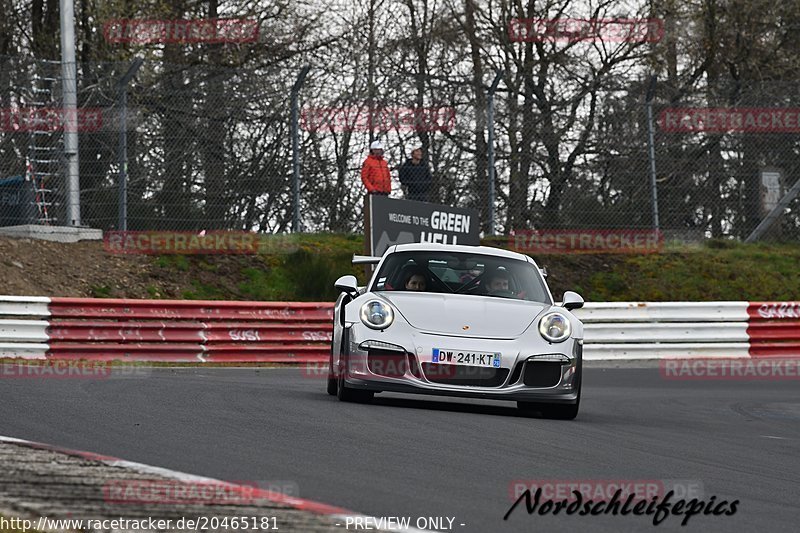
[
  {"left": 367, "top": 349, "right": 408, "bottom": 378},
  {"left": 522, "top": 360, "right": 563, "bottom": 387}
]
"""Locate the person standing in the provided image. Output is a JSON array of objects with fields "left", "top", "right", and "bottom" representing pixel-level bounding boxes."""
[
  {"left": 361, "top": 140, "right": 391, "bottom": 277},
  {"left": 360, "top": 140, "right": 391, "bottom": 195},
  {"left": 398, "top": 146, "right": 432, "bottom": 202}
]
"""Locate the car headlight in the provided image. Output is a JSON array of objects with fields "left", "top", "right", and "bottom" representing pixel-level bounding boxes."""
[
  {"left": 360, "top": 300, "right": 394, "bottom": 330},
  {"left": 539, "top": 312, "right": 571, "bottom": 343}
]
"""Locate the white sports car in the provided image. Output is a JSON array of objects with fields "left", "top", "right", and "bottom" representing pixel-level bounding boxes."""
[{"left": 327, "top": 243, "right": 584, "bottom": 419}]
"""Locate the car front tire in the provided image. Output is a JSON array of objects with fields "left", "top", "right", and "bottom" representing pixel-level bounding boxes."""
[
  {"left": 326, "top": 342, "right": 338, "bottom": 396},
  {"left": 336, "top": 329, "right": 374, "bottom": 404}
]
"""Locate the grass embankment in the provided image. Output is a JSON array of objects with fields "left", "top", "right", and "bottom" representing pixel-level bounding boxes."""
[
  {"left": 594, "top": 241, "right": 800, "bottom": 301},
  {"left": 502, "top": 239, "right": 800, "bottom": 302},
  {"left": 160, "top": 235, "right": 800, "bottom": 302},
  {"left": 156, "top": 234, "right": 367, "bottom": 302}
]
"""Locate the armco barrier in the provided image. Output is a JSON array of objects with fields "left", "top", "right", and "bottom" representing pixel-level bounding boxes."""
[
  {"left": 0, "top": 296, "right": 333, "bottom": 362},
  {"left": 578, "top": 301, "right": 750, "bottom": 359},
  {"left": 578, "top": 301, "right": 800, "bottom": 358},
  {"left": 0, "top": 297, "right": 798, "bottom": 361},
  {"left": 747, "top": 302, "right": 800, "bottom": 357}
]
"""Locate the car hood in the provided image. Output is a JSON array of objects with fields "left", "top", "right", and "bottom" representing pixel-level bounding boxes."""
[{"left": 378, "top": 292, "right": 549, "bottom": 338}]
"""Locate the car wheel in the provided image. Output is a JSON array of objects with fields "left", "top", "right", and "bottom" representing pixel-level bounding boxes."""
[
  {"left": 326, "top": 340, "right": 338, "bottom": 396},
  {"left": 517, "top": 361, "right": 581, "bottom": 420},
  {"left": 336, "top": 329, "right": 374, "bottom": 404}
]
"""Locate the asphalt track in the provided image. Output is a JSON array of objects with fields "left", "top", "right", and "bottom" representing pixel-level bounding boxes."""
[{"left": 0, "top": 364, "right": 798, "bottom": 533}]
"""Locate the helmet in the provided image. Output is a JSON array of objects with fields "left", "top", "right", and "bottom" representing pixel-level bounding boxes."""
[{"left": 370, "top": 140, "right": 384, "bottom": 150}]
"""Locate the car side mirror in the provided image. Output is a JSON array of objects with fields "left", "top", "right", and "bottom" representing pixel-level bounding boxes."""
[
  {"left": 562, "top": 291, "right": 584, "bottom": 310},
  {"left": 334, "top": 275, "right": 359, "bottom": 296}
]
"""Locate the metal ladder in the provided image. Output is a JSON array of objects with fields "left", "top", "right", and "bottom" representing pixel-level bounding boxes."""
[{"left": 25, "top": 74, "right": 61, "bottom": 225}]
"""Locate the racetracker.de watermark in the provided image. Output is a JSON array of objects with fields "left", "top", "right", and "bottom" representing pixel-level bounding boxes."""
[
  {"left": 104, "top": 231, "right": 300, "bottom": 255},
  {"left": 511, "top": 229, "right": 663, "bottom": 254},
  {"left": 103, "top": 18, "right": 259, "bottom": 44},
  {"left": 0, "top": 361, "right": 150, "bottom": 379},
  {"left": 102, "top": 479, "right": 299, "bottom": 505},
  {"left": 0, "top": 107, "right": 102, "bottom": 132},
  {"left": 659, "top": 107, "right": 800, "bottom": 133},
  {"left": 302, "top": 359, "right": 408, "bottom": 380},
  {"left": 301, "top": 106, "right": 456, "bottom": 132},
  {"left": 508, "top": 18, "right": 664, "bottom": 43},
  {"left": 509, "top": 479, "right": 704, "bottom": 502},
  {"left": 660, "top": 358, "right": 800, "bottom": 380},
  {"left": 303, "top": 356, "right": 505, "bottom": 381}
]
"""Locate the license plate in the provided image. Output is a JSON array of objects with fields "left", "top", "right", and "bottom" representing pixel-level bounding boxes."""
[{"left": 432, "top": 348, "right": 501, "bottom": 367}]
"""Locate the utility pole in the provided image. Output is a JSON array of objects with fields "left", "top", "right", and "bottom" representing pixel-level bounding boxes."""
[{"left": 60, "top": 0, "right": 80, "bottom": 226}]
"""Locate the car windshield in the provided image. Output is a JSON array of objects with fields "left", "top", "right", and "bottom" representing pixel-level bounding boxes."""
[{"left": 371, "top": 251, "right": 551, "bottom": 303}]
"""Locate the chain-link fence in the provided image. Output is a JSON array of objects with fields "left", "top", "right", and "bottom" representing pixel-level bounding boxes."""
[{"left": 1, "top": 53, "right": 798, "bottom": 243}]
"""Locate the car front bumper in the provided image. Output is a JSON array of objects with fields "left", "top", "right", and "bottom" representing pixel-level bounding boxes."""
[
  {"left": 344, "top": 375, "right": 580, "bottom": 403},
  {"left": 341, "top": 323, "right": 582, "bottom": 404}
]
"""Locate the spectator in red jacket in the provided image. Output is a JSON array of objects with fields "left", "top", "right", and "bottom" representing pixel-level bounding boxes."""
[{"left": 361, "top": 140, "right": 391, "bottom": 195}]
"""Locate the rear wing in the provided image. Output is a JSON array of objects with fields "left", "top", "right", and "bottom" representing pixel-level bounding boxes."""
[{"left": 352, "top": 254, "right": 381, "bottom": 265}]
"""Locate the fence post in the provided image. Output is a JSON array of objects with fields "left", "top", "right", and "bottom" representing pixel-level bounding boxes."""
[
  {"left": 117, "top": 58, "right": 144, "bottom": 232},
  {"left": 645, "top": 75, "right": 660, "bottom": 231},
  {"left": 487, "top": 69, "right": 503, "bottom": 236},
  {"left": 291, "top": 65, "right": 311, "bottom": 233}
]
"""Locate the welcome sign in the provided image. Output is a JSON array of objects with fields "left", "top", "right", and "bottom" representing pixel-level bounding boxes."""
[{"left": 367, "top": 195, "right": 480, "bottom": 256}]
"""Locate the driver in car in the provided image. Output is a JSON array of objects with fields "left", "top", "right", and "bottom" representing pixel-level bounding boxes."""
[
  {"left": 404, "top": 268, "right": 428, "bottom": 292},
  {"left": 484, "top": 269, "right": 516, "bottom": 297}
]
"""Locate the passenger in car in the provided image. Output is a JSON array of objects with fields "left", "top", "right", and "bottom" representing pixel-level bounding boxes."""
[{"left": 459, "top": 265, "right": 483, "bottom": 284}]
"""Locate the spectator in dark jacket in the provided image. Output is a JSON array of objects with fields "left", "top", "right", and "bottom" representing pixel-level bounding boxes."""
[{"left": 398, "top": 147, "right": 432, "bottom": 202}]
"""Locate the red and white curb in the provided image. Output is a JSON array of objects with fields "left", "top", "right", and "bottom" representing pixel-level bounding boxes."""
[{"left": 0, "top": 435, "right": 429, "bottom": 533}]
